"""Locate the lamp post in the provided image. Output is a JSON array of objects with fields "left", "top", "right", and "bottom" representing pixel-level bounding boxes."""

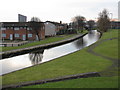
[
  {"left": 109, "top": 13, "right": 113, "bottom": 39},
  {"left": 109, "top": 13, "right": 113, "bottom": 29}
]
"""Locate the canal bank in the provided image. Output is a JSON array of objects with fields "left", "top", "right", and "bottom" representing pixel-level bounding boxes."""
[
  {"left": 1, "top": 30, "right": 101, "bottom": 76},
  {"left": 1, "top": 29, "right": 118, "bottom": 88},
  {"left": 1, "top": 33, "right": 87, "bottom": 59}
]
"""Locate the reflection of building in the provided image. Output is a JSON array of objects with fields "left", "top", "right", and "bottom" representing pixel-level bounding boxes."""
[
  {"left": 0, "top": 22, "right": 45, "bottom": 40},
  {"left": 118, "top": 1, "right": 120, "bottom": 21},
  {"left": 18, "top": 14, "right": 27, "bottom": 22}
]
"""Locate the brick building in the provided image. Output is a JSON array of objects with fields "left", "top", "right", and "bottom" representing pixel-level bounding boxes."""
[{"left": 0, "top": 22, "right": 45, "bottom": 41}]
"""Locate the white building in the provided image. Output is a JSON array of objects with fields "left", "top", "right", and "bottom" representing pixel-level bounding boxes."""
[
  {"left": 118, "top": 1, "right": 120, "bottom": 21},
  {"left": 44, "top": 21, "right": 57, "bottom": 36}
]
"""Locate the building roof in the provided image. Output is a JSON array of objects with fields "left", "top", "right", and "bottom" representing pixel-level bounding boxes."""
[
  {"left": 1, "top": 22, "right": 44, "bottom": 27},
  {"left": 45, "top": 21, "right": 67, "bottom": 26}
]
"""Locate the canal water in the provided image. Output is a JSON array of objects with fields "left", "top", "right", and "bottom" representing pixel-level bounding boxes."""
[{"left": 0, "top": 30, "right": 101, "bottom": 75}]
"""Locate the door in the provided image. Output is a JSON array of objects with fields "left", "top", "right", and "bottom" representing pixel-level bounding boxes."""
[
  {"left": 22, "top": 35, "right": 26, "bottom": 40},
  {"left": 10, "top": 34, "right": 13, "bottom": 40},
  {"left": 36, "top": 35, "right": 39, "bottom": 41}
]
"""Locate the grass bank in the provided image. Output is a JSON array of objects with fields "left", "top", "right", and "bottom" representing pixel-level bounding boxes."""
[
  {"left": 2, "top": 29, "right": 119, "bottom": 88},
  {"left": 2, "top": 47, "right": 111, "bottom": 85},
  {"left": 94, "top": 30, "right": 118, "bottom": 59},
  {"left": 2, "top": 34, "right": 76, "bottom": 52},
  {"left": 22, "top": 29, "right": 119, "bottom": 88},
  {"left": 94, "top": 39, "right": 118, "bottom": 59}
]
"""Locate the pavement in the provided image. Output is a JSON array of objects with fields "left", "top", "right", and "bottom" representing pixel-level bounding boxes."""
[{"left": 0, "top": 41, "right": 28, "bottom": 47}]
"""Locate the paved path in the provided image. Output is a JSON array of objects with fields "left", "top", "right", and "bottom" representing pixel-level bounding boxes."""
[
  {"left": 87, "top": 37, "right": 119, "bottom": 76},
  {"left": 0, "top": 41, "right": 28, "bottom": 47}
]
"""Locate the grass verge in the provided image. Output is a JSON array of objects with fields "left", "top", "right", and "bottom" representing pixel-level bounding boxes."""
[
  {"left": 2, "top": 34, "right": 76, "bottom": 52},
  {"left": 94, "top": 39, "right": 118, "bottom": 59},
  {"left": 2, "top": 46, "right": 112, "bottom": 86},
  {"left": 93, "top": 29, "right": 118, "bottom": 59}
]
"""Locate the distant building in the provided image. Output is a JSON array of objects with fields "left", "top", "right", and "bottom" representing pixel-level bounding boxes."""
[
  {"left": 18, "top": 14, "right": 27, "bottom": 22},
  {"left": 44, "top": 21, "right": 56, "bottom": 36},
  {"left": 110, "top": 21, "right": 120, "bottom": 29},
  {"left": 0, "top": 22, "right": 45, "bottom": 40},
  {"left": 44, "top": 21, "right": 67, "bottom": 36},
  {"left": 118, "top": 1, "right": 120, "bottom": 21}
]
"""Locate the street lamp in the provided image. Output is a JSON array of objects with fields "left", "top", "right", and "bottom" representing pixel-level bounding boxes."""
[
  {"left": 109, "top": 13, "right": 113, "bottom": 39},
  {"left": 109, "top": 13, "right": 113, "bottom": 29}
]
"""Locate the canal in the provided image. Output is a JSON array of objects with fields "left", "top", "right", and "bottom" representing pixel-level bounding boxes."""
[{"left": 0, "top": 30, "right": 101, "bottom": 75}]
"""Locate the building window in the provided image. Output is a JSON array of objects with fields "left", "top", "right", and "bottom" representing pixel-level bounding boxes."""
[
  {"left": 10, "top": 27, "right": 13, "bottom": 29},
  {"left": 20, "top": 27, "right": 25, "bottom": 29},
  {"left": 27, "top": 28, "right": 30, "bottom": 30},
  {"left": 6, "top": 27, "right": 10, "bottom": 29},
  {"left": 1, "top": 27, "right": 6, "bottom": 30},
  {"left": 14, "top": 27, "right": 19, "bottom": 30},
  {"left": 28, "top": 34, "right": 32, "bottom": 37},
  {"left": 2, "top": 34, "right": 6, "bottom": 37},
  {"left": 15, "top": 34, "right": 19, "bottom": 37},
  {"left": 24, "top": 27, "right": 26, "bottom": 29},
  {"left": 27, "top": 27, "right": 32, "bottom": 30}
]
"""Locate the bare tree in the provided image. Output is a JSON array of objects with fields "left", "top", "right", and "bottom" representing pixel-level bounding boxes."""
[
  {"left": 97, "top": 9, "right": 110, "bottom": 32},
  {"left": 29, "top": 17, "right": 44, "bottom": 41},
  {"left": 72, "top": 15, "right": 86, "bottom": 33}
]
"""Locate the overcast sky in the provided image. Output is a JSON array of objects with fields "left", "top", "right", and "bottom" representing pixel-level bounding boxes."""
[{"left": 0, "top": 0, "right": 119, "bottom": 23}]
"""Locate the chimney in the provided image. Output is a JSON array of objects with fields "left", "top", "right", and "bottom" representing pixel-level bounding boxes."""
[{"left": 60, "top": 21, "right": 62, "bottom": 24}]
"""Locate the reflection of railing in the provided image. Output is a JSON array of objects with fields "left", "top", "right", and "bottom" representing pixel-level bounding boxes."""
[{"left": 29, "top": 49, "right": 44, "bottom": 65}]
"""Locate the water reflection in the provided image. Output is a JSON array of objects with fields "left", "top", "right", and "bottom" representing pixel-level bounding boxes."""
[
  {"left": 74, "top": 38, "right": 86, "bottom": 49},
  {"left": 29, "top": 50, "right": 44, "bottom": 65}
]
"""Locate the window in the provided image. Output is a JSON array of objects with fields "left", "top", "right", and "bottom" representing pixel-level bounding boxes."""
[
  {"left": 10, "top": 27, "right": 13, "bottom": 29},
  {"left": 6, "top": 27, "right": 10, "bottom": 29},
  {"left": 15, "top": 34, "right": 19, "bottom": 37},
  {"left": 1, "top": 27, "right": 6, "bottom": 30},
  {"left": 27, "top": 27, "right": 32, "bottom": 30},
  {"left": 2, "top": 34, "right": 6, "bottom": 37},
  {"left": 27, "top": 28, "right": 30, "bottom": 30},
  {"left": 28, "top": 34, "right": 32, "bottom": 37},
  {"left": 20, "top": 27, "right": 23, "bottom": 29},
  {"left": 24, "top": 27, "right": 26, "bottom": 29},
  {"left": 14, "top": 27, "right": 19, "bottom": 30}
]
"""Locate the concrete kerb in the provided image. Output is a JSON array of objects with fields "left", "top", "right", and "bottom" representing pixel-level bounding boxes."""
[
  {"left": 2, "top": 72, "right": 100, "bottom": 89},
  {"left": 1, "top": 33, "right": 88, "bottom": 59}
]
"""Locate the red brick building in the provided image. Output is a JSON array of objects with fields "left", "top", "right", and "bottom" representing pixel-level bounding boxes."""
[{"left": 0, "top": 22, "right": 45, "bottom": 41}]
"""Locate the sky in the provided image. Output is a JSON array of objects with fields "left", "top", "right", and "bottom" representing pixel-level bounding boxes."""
[{"left": 0, "top": 0, "right": 119, "bottom": 23}]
